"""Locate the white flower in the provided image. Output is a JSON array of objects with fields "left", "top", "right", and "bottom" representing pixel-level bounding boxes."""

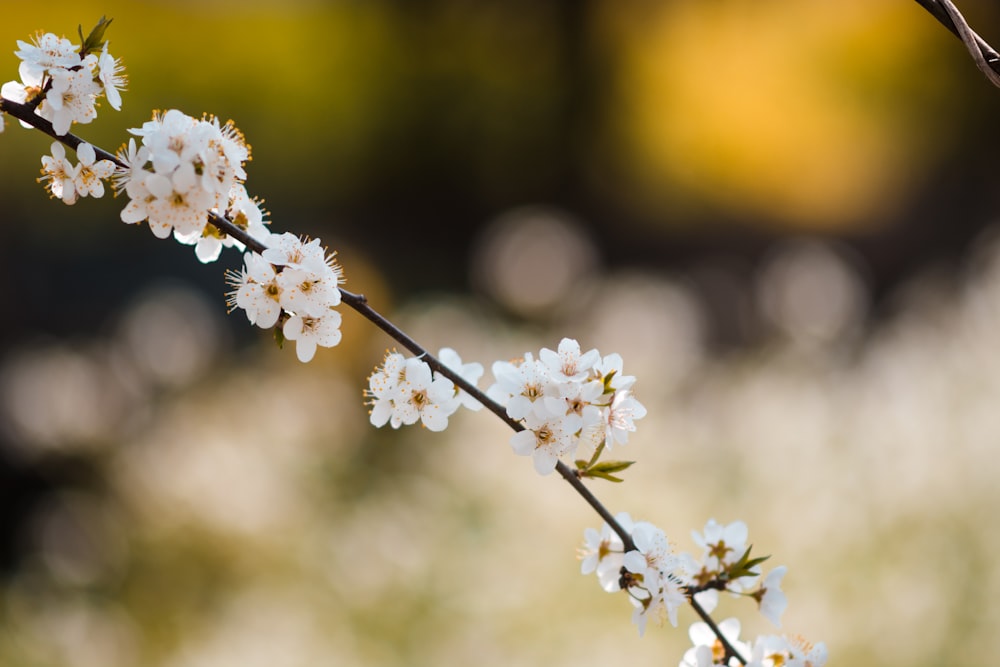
[
  {"left": 755, "top": 566, "right": 788, "bottom": 628},
  {"left": 437, "top": 347, "right": 484, "bottom": 411},
  {"left": 283, "top": 309, "right": 343, "bottom": 363},
  {"left": 120, "top": 110, "right": 253, "bottom": 247},
  {"left": 681, "top": 618, "right": 750, "bottom": 667},
  {"left": 95, "top": 42, "right": 126, "bottom": 110},
  {"left": 624, "top": 522, "right": 677, "bottom": 585},
  {"left": 144, "top": 162, "right": 213, "bottom": 238},
  {"left": 227, "top": 252, "right": 283, "bottom": 328},
  {"left": 543, "top": 377, "right": 603, "bottom": 426},
  {"left": 539, "top": 337, "right": 599, "bottom": 382},
  {"left": 225, "top": 184, "right": 271, "bottom": 247},
  {"left": 262, "top": 232, "right": 328, "bottom": 274},
  {"left": 2, "top": 63, "right": 45, "bottom": 123},
  {"left": 277, "top": 266, "right": 341, "bottom": 318},
  {"left": 14, "top": 32, "right": 80, "bottom": 79},
  {"left": 580, "top": 512, "right": 633, "bottom": 592},
  {"left": 38, "top": 141, "right": 78, "bottom": 204},
  {"left": 594, "top": 352, "right": 636, "bottom": 390},
  {"left": 366, "top": 351, "right": 408, "bottom": 428},
  {"left": 389, "top": 357, "right": 460, "bottom": 431},
  {"left": 692, "top": 519, "right": 749, "bottom": 571},
  {"left": 509, "top": 411, "right": 581, "bottom": 475},
  {"left": 748, "top": 634, "right": 827, "bottom": 667},
  {"left": 72, "top": 142, "right": 115, "bottom": 198},
  {"left": 490, "top": 353, "right": 554, "bottom": 421},
  {"left": 41, "top": 66, "right": 101, "bottom": 136},
  {"left": 603, "top": 389, "right": 647, "bottom": 448}
]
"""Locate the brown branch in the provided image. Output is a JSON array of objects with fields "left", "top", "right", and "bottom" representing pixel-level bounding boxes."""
[{"left": 913, "top": 0, "right": 1000, "bottom": 87}]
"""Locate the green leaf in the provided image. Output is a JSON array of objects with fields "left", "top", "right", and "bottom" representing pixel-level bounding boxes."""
[
  {"left": 590, "top": 460, "right": 636, "bottom": 475},
  {"left": 583, "top": 470, "right": 625, "bottom": 483},
  {"left": 79, "top": 16, "right": 113, "bottom": 56},
  {"left": 727, "top": 545, "right": 770, "bottom": 580}
]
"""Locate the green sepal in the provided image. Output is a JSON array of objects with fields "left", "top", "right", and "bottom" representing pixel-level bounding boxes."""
[
  {"left": 79, "top": 16, "right": 113, "bottom": 56},
  {"left": 273, "top": 325, "right": 286, "bottom": 349}
]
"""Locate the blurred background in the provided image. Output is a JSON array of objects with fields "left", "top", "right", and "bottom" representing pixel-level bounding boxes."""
[{"left": 2, "top": 0, "right": 1000, "bottom": 664}]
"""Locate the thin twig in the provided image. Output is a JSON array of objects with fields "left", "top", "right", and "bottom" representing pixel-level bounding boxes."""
[
  {"left": 913, "top": 0, "right": 1000, "bottom": 87},
  {"left": 1, "top": 94, "right": 766, "bottom": 654}
]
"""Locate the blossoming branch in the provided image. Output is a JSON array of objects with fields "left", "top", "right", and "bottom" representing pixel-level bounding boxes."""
[{"left": 0, "top": 19, "right": 826, "bottom": 667}]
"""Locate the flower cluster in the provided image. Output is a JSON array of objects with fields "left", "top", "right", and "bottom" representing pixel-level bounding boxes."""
[
  {"left": 581, "top": 512, "right": 690, "bottom": 635},
  {"left": 486, "top": 337, "right": 647, "bottom": 475},
  {"left": 366, "top": 348, "right": 484, "bottom": 431},
  {"left": 679, "top": 620, "right": 828, "bottom": 667},
  {"left": 582, "top": 515, "right": 824, "bottom": 663},
  {"left": 1, "top": 27, "right": 125, "bottom": 136},
  {"left": 116, "top": 109, "right": 266, "bottom": 262},
  {"left": 38, "top": 141, "right": 114, "bottom": 204},
  {"left": 227, "top": 233, "right": 345, "bottom": 362}
]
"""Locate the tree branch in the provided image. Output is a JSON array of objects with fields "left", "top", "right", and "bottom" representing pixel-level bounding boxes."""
[{"left": 913, "top": 0, "right": 1000, "bottom": 87}]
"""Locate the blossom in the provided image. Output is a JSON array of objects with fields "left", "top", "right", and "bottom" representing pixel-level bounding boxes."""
[
  {"left": 176, "top": 185, "right": 271, "bottom": 264},
  {"left": 277, "top": 266, "right": 341, "bottom": 318},
  {"left": 366, "top": 351, "right": 408, "bottom": 428},
  {"left": 262, "top": 232, "right": 329, "bottom": 274},
  {"left": 748, "top": 634, "right": 827, "bottom": 667},
  {"left": 95, "top": 42, "right": 126, "bottom": 110},
  {"left": 630, "top": 575, "right": 686, "bottom": 635},
  {"left": 754, "top": 566, "right": 788, "bottom": 627},
  {"left": 1, "top": 63, "right": 44, "bottom": 113},
  {"left": 509, "top": 410, "right": 581, "bottom": 475},
  {"left": 38, "top": 141, "right": 78, "bottom": 204},
  {"left": 365, "top": 355, "right": 460, "bottom": 430},
  {"left": 227, "top": 252, "right": 283, "bottom": 328},
  {"left": 119, "top": 110, "right": 253, "bottom": 249},
  {"left": 41, "top": 66, "right": 102, "bottom": 136},
  {"left": 603, "top": 388, "right": 648, "bottom": 448},
  {"left": 594, "top": 352, "right": 636, "bottom": 391},
  {"left": 687, "top": 518, "right": 759, "bottom": 595},
  {"left": 580, "top": 512, "right": 634, "bottom": 592},
  {"left": 143, "top": 162, "right": 214, "bottom": 238},
  {"left": 283, "top": 309, "right": 343, "bottom": 363},
  {"left": 72, "top": 142, "right": 115, "bottom": 199},
  {"left": 539, "top": 337, "right": 599, "bottom": 382},
  {"left": 680, "top": 618, "right": 751, "bottom": 667},
  {"left": 14, "top": 32, "right": 80, "bottom": 80},
  {"left": 437, "top": 347, "right": 484, "bottom": 411},
  {"left": 624, "top": 522, "right": 678, "bottom": 588},
  {"left": 692, "top": 519, "right": 749, "bottom": 571},
  {"left": 489, "top": 354, "right": 553, "bottom": 421},
  {"left": 389, "top": 357, "right": 460, "bottom": 431}
]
